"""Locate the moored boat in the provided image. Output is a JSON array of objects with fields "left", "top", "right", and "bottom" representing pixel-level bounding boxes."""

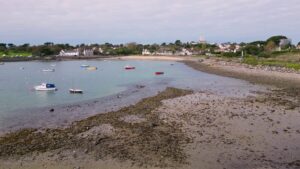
[
  {"left": 42, "top": 69, "right": 55, "bottom": 72},
  {"left": 124, "top": 65, "right": 135, "bottom": 70},
  {"left": 80, "top": 64, "right": 90, "bottom": 68},
  {"left": 155, "top": 72, "right": 164, "bottom": 75},
  {"left": 86, "top": 66, "right": 97, "bottom": 70},
  {"left": 69, "top": 88, "right": 83, "bottom": 94},
  {"left": 34, "top": 83, "right": 57, "bottom": 91}
]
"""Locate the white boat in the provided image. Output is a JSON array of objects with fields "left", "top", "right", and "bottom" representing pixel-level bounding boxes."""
[
  {"left": 69, "top": 88, "right": 83, "bottom": 94},
  {"left": 34, "top": 83, "right": 57, "bottom": 91},
  {"left": 42, "top": 69, "right": 55, "bottom": 72},
  {"left": 50, "top": 64, "right": 56, "bottom": 67},
  {"left": 86, "top": 66, "right": 97, "bottom": 71},
  {"left": 80, "top": 64, "right": 90, "bottom": 68}
]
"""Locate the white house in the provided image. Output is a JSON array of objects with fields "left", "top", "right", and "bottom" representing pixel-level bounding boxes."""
[
  {"left": 59, "top": 49, "right": 80, "bottom": 57},
  {"left": 279, "top": 39, "right": 291, "bottom": 47},
  {"left": 216, "top": 43, "right": 240, "bottom": 53},
  {"left": 175, "top": 48, "right": 193, "bottom": 56},
  {"left": 154, "top": 50, "right": 173, "bottom": 56},
  {"left": 142, "top": 49, "right": 151, "bottom": 55},
  {"left": 98, "top": 48, "right": 103, "bottom": 54},
  {"left": 83, "top": 49, "right": 94, "bottom": 56}
]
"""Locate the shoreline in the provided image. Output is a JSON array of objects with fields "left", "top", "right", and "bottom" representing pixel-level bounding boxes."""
[{"left": 182, "top": 59, "right": 300, "bottom": 88}]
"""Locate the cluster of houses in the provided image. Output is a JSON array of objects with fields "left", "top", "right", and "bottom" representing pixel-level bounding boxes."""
[
  {"left": 142, "top": 43, "right": 241, "bottom": 56},
  {"left": 142, "top": 48, "right": 195, "bottom": 56},
  {"left": 58, "top": 37, "right": 298, "bottom": 57},
  {"left": 59, "top": 48, "right": 94, "bottom": 57},
  {"left": 215, "top": 43, "right": 241, "bottom": 53}
]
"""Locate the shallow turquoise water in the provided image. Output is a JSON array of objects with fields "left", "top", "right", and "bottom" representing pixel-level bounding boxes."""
[{"left": 0, "top": 60, "right": 178, "bottom": 112}]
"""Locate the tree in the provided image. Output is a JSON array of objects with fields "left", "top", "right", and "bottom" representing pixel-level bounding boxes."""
[
  {"left": 249, "top": 41, "right": 266, "bottom": 46},
  {"left": 265, "top": 41, "right": 276, "bottom": 52},
  {"left": 7, "top": 43, "right": 15, "bottom": 48},
  {"left": 44, "top": 42, "right": 54, "bottom": 46},
  {"left": 0, "top": 43, "right": 6, "bottom": 51},
  {"left": 175, "top": 40, "right": 182, "bottom": 46},
  {"left": 21, "top": 43, "right": 30, "bottom": 48},
  {"left": 0, "top": 43, "right": 6, "bottom": 48},
  {"left": 266, "top": 35, "right": 287, "bottom": 46},
  {"left": 243, "top": 44, "right": 263, "bottom": 55}
]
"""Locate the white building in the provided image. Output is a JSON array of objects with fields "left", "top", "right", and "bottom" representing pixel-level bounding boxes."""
[
  {"left": 83, "top": 49, "right": 94, "bottom": 56},
  {"left": 98, "top": 48, "right": 103, "bottom": 54},
  {"left": 154, "top": 50, "right": 173, "bottom": 56},
  {"left": 142, "top": 49, "right": 151, "bottom": 55},
  {"left": 59, "top": 49, "right": 80, "bottom": 57},
  {"left": 216, "top": 43, "right": 240, "bottom": 53},
  {"left": 199, "top": 37, "right": 207, "bottom": 44},
  {"left": 176, "top": 48, "right": 193, "bottom": 56}
]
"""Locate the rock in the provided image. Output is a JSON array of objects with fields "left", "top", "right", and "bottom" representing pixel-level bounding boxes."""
[
  {"left": 49, "top": 108, "right": 54, "bottom": 112},
  {"left": 198, "top": 59, "right": 204, "bottom": 63},
  {"left": 136, "top": 85, "right": 145, "bottom": 89}
]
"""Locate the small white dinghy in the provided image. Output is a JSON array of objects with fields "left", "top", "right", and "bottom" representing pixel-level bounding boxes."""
[
  {"left": 80, "top": 64, "right": 90, "bottom": 68},
  {"left": 42, "top": 69, "right": 55, "bottom": 72},
  {"left": 69, "top": 88, "right": 83, "bottom": 94},
  {"left": 34, "top": 83, "right": 57, "bottom": 91}
]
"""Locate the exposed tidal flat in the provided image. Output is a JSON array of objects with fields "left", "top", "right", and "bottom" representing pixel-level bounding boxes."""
[{"left": 0, "top": 57, "right": 300, "bottom": 169}]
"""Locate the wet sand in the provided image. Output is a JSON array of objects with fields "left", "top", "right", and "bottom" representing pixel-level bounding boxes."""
[{"left": 1, "top": 58, "right": 300, "bottom": 169}]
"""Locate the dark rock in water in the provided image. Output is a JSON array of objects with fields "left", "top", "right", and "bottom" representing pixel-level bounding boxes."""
[
  {"left": 136, "top": 85, "right": 145, "bottom": 89},
  {"left": 49, "top": 108, "right": 54, "bottom": 112},
  {"left": 198, "top": 59, "right": 204, "bottom": 63}
]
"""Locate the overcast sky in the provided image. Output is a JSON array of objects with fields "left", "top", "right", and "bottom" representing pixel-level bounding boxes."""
[{"left": 1, "top": 0, "right": 299, "bottom": 45}]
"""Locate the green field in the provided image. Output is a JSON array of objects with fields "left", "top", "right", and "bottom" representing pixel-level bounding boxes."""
[
  {"left": 243, "top": 52, "right": 300, "bottom": 70},
  {"left": 0, "top": 51, "right": 32, "bottom": 58}
]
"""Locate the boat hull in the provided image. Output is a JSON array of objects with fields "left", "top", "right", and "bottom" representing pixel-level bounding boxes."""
[
  {"left": 34, "top": 87, "right": 57, "bottom": 91},
  {"left": 34, "top": 83, "right": 57, "bottom": 91},
  {"left": 155, "top": 72, "right": 164, "bottom": 75},
  {"left": 42, "top": 69, "right": 55, "bottom": 72},
  {"left": 69, "top": 89, "right": 83, "bottom": 94}
]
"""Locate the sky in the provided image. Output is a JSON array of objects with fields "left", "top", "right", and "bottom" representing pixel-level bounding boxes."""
[{"left": 0, "top": 0, "right": 300, "bottom": 45}]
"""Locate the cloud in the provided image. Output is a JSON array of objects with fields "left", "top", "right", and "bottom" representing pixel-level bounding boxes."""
[{"left": 0, "top": 0, "right": 299, "bottom": 44}]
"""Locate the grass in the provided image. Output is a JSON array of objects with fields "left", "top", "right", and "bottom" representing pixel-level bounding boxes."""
[
  {"left": 261, "top": 60, "right": 300, "bottom": 70},
  {"left": 242, "top": 55, "right": 300, "bottom": 70},
  {"left": 0, "top": 51, "right": 32, "bottom": 58}
]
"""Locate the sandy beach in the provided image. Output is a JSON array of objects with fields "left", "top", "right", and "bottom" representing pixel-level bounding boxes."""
[
  {"left": 1, "top": 57, "right": 300, "bottom": 169},
  {"left": 112, "top": 55, "right": 186, "bottom": 61}
]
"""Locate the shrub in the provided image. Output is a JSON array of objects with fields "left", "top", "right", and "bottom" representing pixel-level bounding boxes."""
[
  {"left": 243, "top": 56, "right": 258, "bottom": 65},
  {"left": 222, "top": 52, "right": 238, "bottom": 58},
  {"left": 258, "top": 52, "right": 271, "bottom": 58}
]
